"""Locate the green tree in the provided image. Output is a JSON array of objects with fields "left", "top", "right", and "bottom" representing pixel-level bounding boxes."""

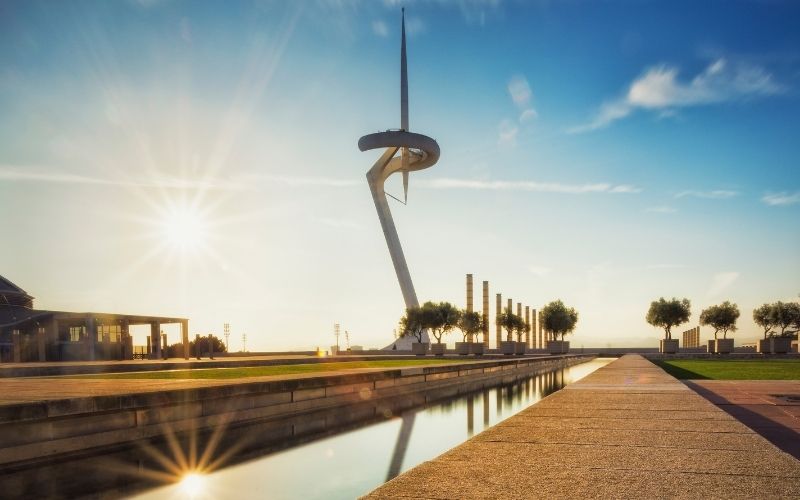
[
  {"left": 458, "top": 310, "right": 484, "bottom": 342},
  {"left": 646, "top": 297, "right": 691, "bottom": 340},
  {"left": 516, "top": 319, "right": 530, "bottom": 343},
  {"left": 167, "top": 335, "right": 227, "bottom": 357},
  {"left": 399, "top": 306, "right": 425, "bottom": 343},
  {"left": 421, "top": 301, "right": 461, "bottom": 344},
  {"left": 541, "top": 300, "right": 579, "bottom": 341},
  {"left": 752, "top": 303, "right": 776, "bottom": 339},
  {"left": 699, "top": 301, "right": 740, "bottom": 340},
  {"left": 497, "top": 308, "right": 522, "bottom": 342},
  {"left": 772, "top": 301, "right": 800, "bottom": 337}
]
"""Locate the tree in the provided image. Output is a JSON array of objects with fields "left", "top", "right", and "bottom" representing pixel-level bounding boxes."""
[
  {"left": 646, "top": 297, "right": 691, "bottom": 340},
  {"left": 699, "top": 301, "right": 740, "bottom": 340},
  {"left": 773, "top": 301, "right": 800, "bottom": 337},
  {"left": 541, "top": 300, "right": 579, "bottom": 341},
  {"left": 516, "top": 319, "right": 530, "bottom": 343},
  {"left": 166, "top": 335, "right": 227, "bottom": 357},
  {"left": 753, "top": 303, "right": 776, "bottom": 339},
  {"left": 497, "top": 308, "right": 522, "bottom": 342},
  {"left": 421, "top": 301, "right": 461, "bottom": 344},
  {"left": 458, "top": 310, "right": 483, "bottom": 342},
  {"left": 399, "top": 306, "right": 425, "bottom": 343}
]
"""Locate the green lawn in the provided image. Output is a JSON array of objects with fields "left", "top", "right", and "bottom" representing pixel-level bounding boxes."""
[
  {"left": 653, "top": 359, "right": 800, "bottom": 380},
  {"left": 71, "top": 359, "right": 474, "bottom": 380}
]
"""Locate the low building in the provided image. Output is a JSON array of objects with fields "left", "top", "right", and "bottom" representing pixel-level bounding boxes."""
[{"left": 0, "top": 275, "right": 188, "bottom": 363}]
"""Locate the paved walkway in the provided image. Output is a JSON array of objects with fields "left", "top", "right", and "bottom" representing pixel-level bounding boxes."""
[
  {"left": 687, "top": 380, "right": 800, "bottom": 459},
  {"left": 365, "top": 354, "right": 800, "bottom": 499}
]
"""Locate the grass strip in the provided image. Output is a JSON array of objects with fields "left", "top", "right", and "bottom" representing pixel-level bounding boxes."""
[{"left": 653, "top": 359, "right": 800, "bottom": 380}]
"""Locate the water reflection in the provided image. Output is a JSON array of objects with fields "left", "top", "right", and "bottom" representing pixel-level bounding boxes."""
[
  {"left": 136, "top": 358, "right": 612, "bottom": 500},
  {"left": 0, "top": 359, "right": 611, "bottom": 499}
]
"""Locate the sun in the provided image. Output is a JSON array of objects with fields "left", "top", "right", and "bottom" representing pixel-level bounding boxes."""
[{"left": 160, "top": 204, "right": 208, "bottom": 252}]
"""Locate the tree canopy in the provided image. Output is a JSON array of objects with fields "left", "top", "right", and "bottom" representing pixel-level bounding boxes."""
[
  {"left": 753, "top": 303, "right": 776, "bottom": 339},
  {"left": 399, "top": 306, "right": 426, "bottom": 343},
  {"left": 772, "top": 301, "right": 800, "bottom": 337},
  {"left": 699, "top": 301, "right": 740, "bottom": 339},
  {"left": 646, "top": 297, "right": 691, "bottom": 340},
  {"left": 497, "top": 308, "right": 523, "bottom": 342},
  {"left": 420, "top": 301, "right": 461, "bottom": 344},
  {"left": 458, "top": 310, "right": 483, "bottom": 342},
  {"left": 541, "top": 300, "right": 579, "bottom": 341}
]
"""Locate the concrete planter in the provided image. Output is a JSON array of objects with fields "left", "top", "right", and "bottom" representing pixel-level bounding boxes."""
[
  {"left": 660, "top": 339, "right": 679, "bottom": 354},
  {"left": 430, "top": 343, "right": 446, "bottom": 356},
  {"left": 454, "top": 342, "right": 471, "bottom": 355},
  {"left": 714, "top": 338, "right": 734, "bottom": 354},
  {"left": 515, "top": 341, "right": 527, "bottom": 355},
  {"left": 548, "top": 340, "right": 570, "bottom": 354},
  {"left": 757, "top": 339, "right": 771, "bottom": 354},
  {"left": 500, "top": 341, "right": 516, "bottom": 355},
  {"left": 411, "top": 343, "right": 429, "bottom": 356},
  {"left": 470, "top": 343, "right": 485, "bottom": 356},
  {"left": 771, "top": 337, "right": 791, "bottom": 354}
]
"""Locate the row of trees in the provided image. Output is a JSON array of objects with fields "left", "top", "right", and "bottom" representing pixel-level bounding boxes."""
[
  {"left": 400, "top": 299, "right": 579, "bottom": 344},
  {"left": 400, "top": 301, "right": 483, "bottom": 344},
  {"left": 646, "top": 297, "right": 800, "bottom": 340}
]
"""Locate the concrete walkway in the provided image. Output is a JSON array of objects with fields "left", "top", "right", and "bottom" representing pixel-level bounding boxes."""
[
  {"left": 687, "top": 380, "right": 800, "bottom": 460},
  {"left": 365, "top": 354, "right": 800, "bottom": 499}
]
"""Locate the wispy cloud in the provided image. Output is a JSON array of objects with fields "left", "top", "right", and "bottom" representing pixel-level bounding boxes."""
[
  {"left": 497, "top": 119, "right": 518, "bottom": 148},
  {"left": 507, "top": 75, "right": 537, "bottom": 123},
  {"left": 762, "top": 191, "right": 800, "bottom": 206},
  {"left": 569, "top": 58, "right": 782, "bottom": 132},
  {"left": 0, "top": 165, "right": 361, "bottom": 190},
  {"left": 645, "top": 206, "right": 677, "bottom": 213},
  {"left": 706, "top": 271, "right": 739, "bottom": 297},
  {"left": 419, "top": 177, "right": 641, "bottom": 195},
  {"left": 674, "top": 189, "right": 738, "bottom": 199},
  {"left": 372, "top": 20, "right": 389, "bottom": 37}
]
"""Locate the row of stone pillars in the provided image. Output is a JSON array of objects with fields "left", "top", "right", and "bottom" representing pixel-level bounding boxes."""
[{"left": 466, "top": 273, "right": 554, "bottom": 350}]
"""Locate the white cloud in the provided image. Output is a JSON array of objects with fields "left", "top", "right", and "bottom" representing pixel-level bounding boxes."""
[
  {"left": 419, "top": 177, "right": 641, "bottom": 195},
  {"left": 508, "top": 75, "right": 537, "bottom": 123},
  {"left": 0, "top": 165, "right": 361, "bottom": 190},
  {"left": 674, "top": 189, "right": 738, "bottom": 199},
  {"left": 519, "top": 108, "right": 538, "bottom": 122},
  {"left": 706, "top": 271, "right": 739, "bottom": 298},
  {"left": 497, "top": 119, "right": 518, "bottom": 148},
  {"left": 762, "top": 191, "right": 800, "bottom": 206},
  {"left": 372, "top": 20, "right": 389, "bottom": 37},
  {"left": 646, "top": 206, "right": 677, "bottom": 213},
  {"left": 570, "top": 58, "right": 782, "bottom": 132}
]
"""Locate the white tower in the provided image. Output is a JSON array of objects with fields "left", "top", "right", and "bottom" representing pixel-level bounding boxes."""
[{"left": 359, "top": 8, "right": 440, "bottom": 349}]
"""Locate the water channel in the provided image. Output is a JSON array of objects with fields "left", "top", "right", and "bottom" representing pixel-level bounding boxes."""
[{"left": 130, "top": 357, "right": 613, "bottom": 500}]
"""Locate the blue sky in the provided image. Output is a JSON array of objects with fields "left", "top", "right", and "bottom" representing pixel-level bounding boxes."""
[{"left": 1, "top": 0, "right": 798, "bottom": 350}]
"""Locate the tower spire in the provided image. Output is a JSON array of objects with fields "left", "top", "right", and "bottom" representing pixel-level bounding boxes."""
[{"left": 400, "top": 7, "right": 408, "bottom": 132}]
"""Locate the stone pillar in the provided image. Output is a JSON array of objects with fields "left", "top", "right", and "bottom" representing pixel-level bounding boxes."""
[
  {"left": 181, "top": 320, "right": 189, "bottom": 360},
  {"left": 495, "top": 293, "right": 502, "bottom": 349},
  {"left": 150, "top": 323, "right": 161, "bottom": 359},
  {"left": 146, "top": 336, "right": 151, "bottom": 357},
  {"left": 482, "top": 281, "right": 489, "bottom": 348},
  {"left": 531, "top": 309, "right": 537, "bottom": 348},
  {"left": 516, "top": 302, "right": 522, "bottom": 342},
  {"left": 466, "top": 274, "right": 473, "bottom": 313},
  {"left": 538, "top": 310, "right": 543, "bottom": 348},
  {"left": 525, "top": 306, "right": 530, "bottom": 347},
  {"left": 507, "top": 298, "right": 512, "bottom": 315},
  {"left": 12, "top": 330, "right": 21, "bottom": 363},
  {"left": 86, "top": 317, "right": 96, "bottom": 361},
  {"left": 37, "top": 326, "right": 46, "bottom": 362}
]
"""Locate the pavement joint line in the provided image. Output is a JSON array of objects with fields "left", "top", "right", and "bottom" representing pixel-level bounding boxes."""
[{"left": 475, "top": 440, "right": 769, "bottom": 451}]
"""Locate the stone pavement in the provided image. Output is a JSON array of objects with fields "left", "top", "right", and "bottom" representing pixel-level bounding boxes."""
[
  {"left": 687, "top": 380, "right": 800, "bottom": 460},
  {"left": 364, "top": 354, "right": 800, "bottom": 499}
]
